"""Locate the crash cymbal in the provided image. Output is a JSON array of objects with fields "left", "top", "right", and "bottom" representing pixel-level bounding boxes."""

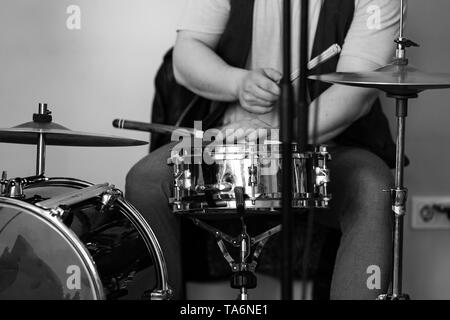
[
  {"left": 309, "top": 64, "right": 450, "bottom": 95},
  {"left": 0, "top": 121, "right": 148, "bottom": 147}
]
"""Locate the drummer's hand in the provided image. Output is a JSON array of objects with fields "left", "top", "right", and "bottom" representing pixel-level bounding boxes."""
[
  {"left": 236, "top": 68, "right": 282, "bottom": 114},
  {"left": 221, "top": 119, "right": 277, "bottom": 144}
]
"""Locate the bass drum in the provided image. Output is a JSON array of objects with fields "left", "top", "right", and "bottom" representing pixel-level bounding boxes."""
[{"left": 0, "top": 177, "right": 171, "bottom": 300}]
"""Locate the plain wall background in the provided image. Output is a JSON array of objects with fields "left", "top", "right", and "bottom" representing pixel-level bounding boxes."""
[
  {"left": 0, "top": 0, "right": 182, "bottom": 189},
  {"left": 2, "top": 0, "right": 450, "bottom": 299}
]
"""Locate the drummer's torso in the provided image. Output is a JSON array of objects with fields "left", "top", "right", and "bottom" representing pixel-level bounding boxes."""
[{"left": 221, "top": 0, "right": 322, "bottom": 130}]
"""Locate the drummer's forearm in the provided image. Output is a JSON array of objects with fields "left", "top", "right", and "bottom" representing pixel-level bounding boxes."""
[
  {"left": 173, "top": 31, "right": 245, "bottom": 102},
  {"left": 306, "top": 55, "right": 382, "bottom": 144},
  {"left": 307, "top": 84, "right": 378, "bottom": 144}
]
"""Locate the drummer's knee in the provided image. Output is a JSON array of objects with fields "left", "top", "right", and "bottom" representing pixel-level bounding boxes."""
[
  {"left": 339, "top": 150, "right": 394, "bottom": 227},
  {"left": 125, "top": 147, "right": 173, "bottom": 200},
  {"left": 126, "top": 155, "right": 151, "bottom": 189},
  {"left": 356, "top": 153, "right": 393, "bottom": 196}
]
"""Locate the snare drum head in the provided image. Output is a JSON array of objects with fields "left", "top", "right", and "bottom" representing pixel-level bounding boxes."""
[{"left": 0, "top": 202, "right": 99, "bottom": 300}]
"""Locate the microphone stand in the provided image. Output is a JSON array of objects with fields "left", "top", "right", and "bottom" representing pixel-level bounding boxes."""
[
  {"left": 298, "top": 0, "right": 311, "bottom": 301},
  {"left": 280, "top": 0, "right": 294, "bottom": 300},
  {"left": 280, "top": 0, "right": 310, "bottom": 301}
]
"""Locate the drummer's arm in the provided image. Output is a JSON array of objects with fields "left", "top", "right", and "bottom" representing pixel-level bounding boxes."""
[
  {"left": 307, "top": 56, "right": 380, "bottom": 144},
  {"left": 174, "top": 31, "right": 281, "bottom": 114},
  {"left": 308, "top": 0, "right": 401, "bottom": 144},
  {"left": 173, "top": 30, "right": 242, "bottom": 102}
]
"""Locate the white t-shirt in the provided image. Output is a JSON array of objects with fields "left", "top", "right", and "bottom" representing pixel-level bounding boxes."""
[{"left": 177, "top": 0, "right": 402, "bottom": 129}]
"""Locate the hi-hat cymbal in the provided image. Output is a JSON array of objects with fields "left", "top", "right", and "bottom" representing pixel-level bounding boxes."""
[
  {"left": 309, "top": 64, "right": 450, "bottom": 95},
  {"left": 0, "top": 121, "right": 148, "bottom": 147}
]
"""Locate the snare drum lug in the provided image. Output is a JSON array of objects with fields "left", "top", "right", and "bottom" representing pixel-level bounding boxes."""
[
  {"left": 184, "top": 169, "right": 192, "bottom": 190},
  {"left": 315, "top": 167, "right": 330, "bottom": 186},
  {"left": 248, "top": 165, "right": 258, "bottom": 204}
]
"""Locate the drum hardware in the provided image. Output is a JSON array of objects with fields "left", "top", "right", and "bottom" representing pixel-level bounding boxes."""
[
  {"left": 168, "top": 143, "right": 332, "bottom": 215},
  {"left": 35, "top": 183, "right": 114, "bottom": 210},
  {"left": 0, "top": 171, "right": 48, "bottom": 199},
  {"left": 36, "top": 103, "right": 49, "bottom": 175},
  {"left": 191, "top": 215, "right": 282, "bottom": 301},
  {"left": 0, "top": 171, "right": 6, "bottom": 195},
  {"left": 100, "top": 188, "right": 123, "bottom": 212},
  {"left": 309, "top": 0, "right": 450, "bottom": 300},
  {"left": 248, "top": 164, "right": 258, "bottom": 205},
  {"left": 1, "top": 178, "right": 25, "bottom": 199}
]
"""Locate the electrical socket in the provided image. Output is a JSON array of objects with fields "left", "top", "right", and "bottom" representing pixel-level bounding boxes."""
[{"left": 411, "top": 196, "right": 450, "bottom": 230}]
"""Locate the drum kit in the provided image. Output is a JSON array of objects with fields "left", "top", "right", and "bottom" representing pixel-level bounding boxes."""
[
  {"left": 1, "top": 0, "right": 450, "bottom": 300},
  {"left": 0, "top": 105, "right": 172, "bottom": 300}
]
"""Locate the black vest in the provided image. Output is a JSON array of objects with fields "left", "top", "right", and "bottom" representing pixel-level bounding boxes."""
[{"left": 150, "top": 0, "right": 398, "bottom": 168}]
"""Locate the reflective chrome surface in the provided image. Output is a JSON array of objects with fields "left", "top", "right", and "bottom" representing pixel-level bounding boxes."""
[{"left": 169, "top": 144, "right": 332, "bottom": 215}]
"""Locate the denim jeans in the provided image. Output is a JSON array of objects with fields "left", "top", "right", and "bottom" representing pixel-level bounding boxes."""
[{"left": 125, "top": 143, "right": 394, "bottom": 300}]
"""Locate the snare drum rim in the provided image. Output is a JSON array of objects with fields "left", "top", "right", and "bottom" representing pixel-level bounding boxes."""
[
  {"left": 26, "top": 177, "right": 172, "bottom": 300},
  {"left": 0, "top": 196, "right": 105, "bottom": 300},
  {"left": 169, "top": 143, "right": 317, "bottom": 162}
]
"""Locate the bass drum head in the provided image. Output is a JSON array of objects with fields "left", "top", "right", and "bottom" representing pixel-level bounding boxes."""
[
  {"left": 0, "top": 199, "right": 103, "bottom": 300},
  {"left": 0, "top": 178, "right": 166, "bottom": 300}
]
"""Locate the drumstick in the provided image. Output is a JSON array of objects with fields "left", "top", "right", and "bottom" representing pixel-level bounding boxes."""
[
  {"left": 113, "top": 119, "right": 204, "bottom": 139},
  {"left": 290, "top": 43, "right": 342, "bottom": 82}
]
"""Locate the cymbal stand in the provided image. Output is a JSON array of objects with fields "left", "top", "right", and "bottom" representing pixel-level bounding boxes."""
[
  {"left": 379, "top": 1, "right": 416, "bottom": 299},
  {"left": 34, "top": 103, "right": 52, "bottom": 176},
  {"left": 377, "top": 92, "right": 415, "bottom": 301}
]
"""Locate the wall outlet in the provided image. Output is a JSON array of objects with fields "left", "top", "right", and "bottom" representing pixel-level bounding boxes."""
[{"left": 411, "top": 196, "right": 450, "bottom": 230}]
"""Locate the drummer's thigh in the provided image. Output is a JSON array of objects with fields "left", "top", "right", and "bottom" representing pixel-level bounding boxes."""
[
  {"left": 125, "top": 142, "right": 176, "bottom": 205},
  {"left": 315, "top": 146, "right": 394, "bottom": 228}
]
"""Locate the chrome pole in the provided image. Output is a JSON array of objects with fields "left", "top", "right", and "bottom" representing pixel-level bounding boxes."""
[
  {"left": 36, "top": 103, "right": 47, "bottom": 176},
  {"left": 392, "top": 97, "right": 407, "bottom": 298},
  {"left": 281, "top": 0, "right": 294, "bottom": 300},
  {"left": 378, "top": 0, "right": 412, "bottom": 300},
  {"left": 399, "top": 0, "right": 404, "bottom": 39}
]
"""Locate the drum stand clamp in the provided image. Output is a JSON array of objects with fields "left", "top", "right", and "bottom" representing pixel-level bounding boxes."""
[
  {"left": 0, "top": 171, "right": 48, "bottom": 199},
  {"left": 191, "top": 187, "right": 282, "bottom": 300}
]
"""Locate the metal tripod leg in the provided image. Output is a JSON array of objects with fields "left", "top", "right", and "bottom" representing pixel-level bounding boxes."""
[{"left": 190, "top": 217, "right": 281, "bottom": 300}]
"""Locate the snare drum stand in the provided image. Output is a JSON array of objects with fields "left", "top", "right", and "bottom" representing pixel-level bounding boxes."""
[{"left": 191, "top": 187, "right": 281, "bottom": 300}]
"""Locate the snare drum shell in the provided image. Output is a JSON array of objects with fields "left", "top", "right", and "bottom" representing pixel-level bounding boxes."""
[{"left": 170, "top": 144, "right": 331, "bottom": 214}]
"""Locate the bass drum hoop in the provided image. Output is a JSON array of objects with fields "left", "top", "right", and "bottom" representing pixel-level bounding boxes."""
[{"left": 25, "top": 177, "right": 171, "bottom": 300}]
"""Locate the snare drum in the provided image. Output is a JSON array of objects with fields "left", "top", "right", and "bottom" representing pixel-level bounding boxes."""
[
  {"left": 0, "top": 177, "right": 171, "bottom": 300},
  {"left": 169, "top": 143, "right": 331, "bottom": 215}
]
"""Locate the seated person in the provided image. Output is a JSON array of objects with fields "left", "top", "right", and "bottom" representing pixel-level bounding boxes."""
[{"left": 126, "top": 0, "right": 402, "bottom": 299}]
